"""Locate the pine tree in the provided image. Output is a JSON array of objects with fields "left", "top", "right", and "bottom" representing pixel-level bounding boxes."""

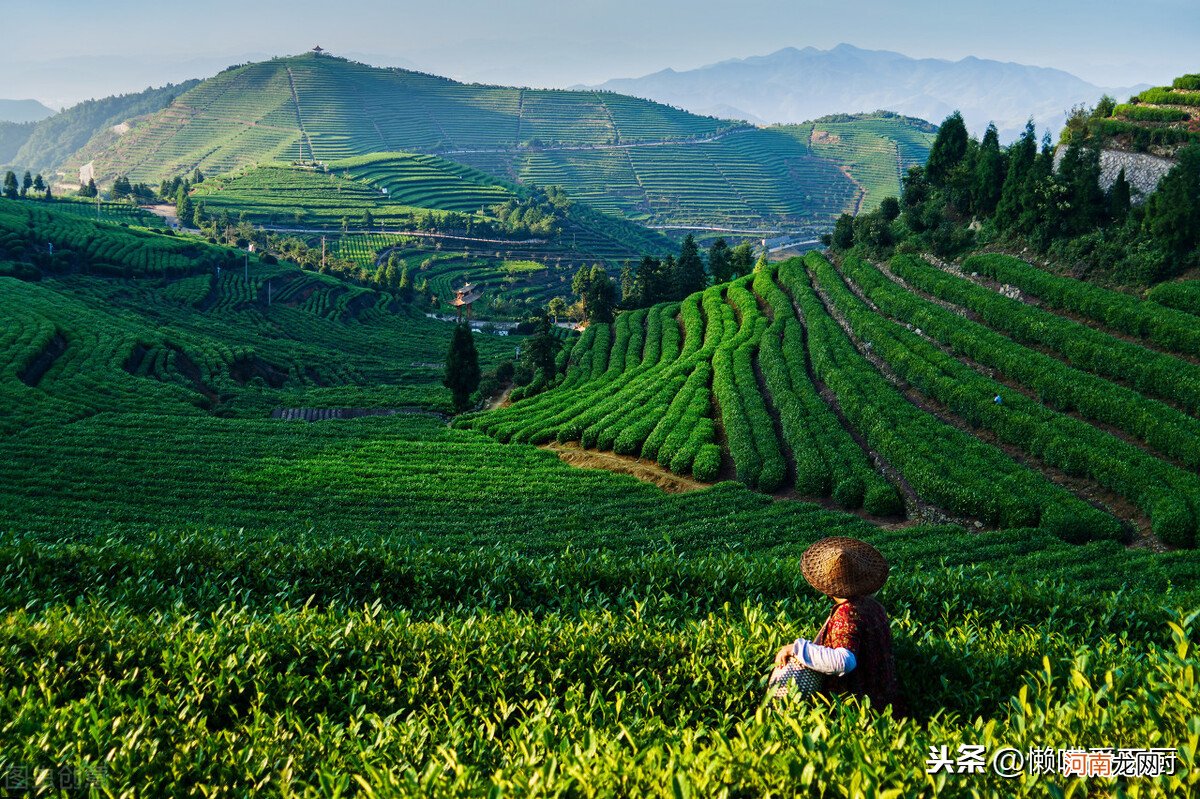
[
  {"left": 972, "top": 124, "right": 1006, "bottom": 217},
  {"left": 993, "top": 121, "right": 1038, "bottom": 231},
  {"left": 1108, "top": 167, "right": 1131, "bottom": 224},
  {"left": 3, "top": 172, "right": 18, "bottom": 200},
  {"left": 21, "top": 171, "right": 32, "bottom": 198},
  {"left": 176, "top": 186, "right": 193, "bottom": 227},
  {"left": 399, "top": 263, "right": 413, "bottom": 302},
  {"left": 443, "top": 323, "right": 481, "bottom": 413},
  {"left": 585, "top": 264, "right": 617, "bottom": 323},
  {"left": 32, "top": 174, "right": 45, "bottom": 193},
  {"left": 619, "top": 263, "right": 636, "bottom": 305},
  {"left": 926, "top": 112, "right": 969, "bottom": 187},
  {"left": 524, "top": 312, "right": 562, "bottom": 382},
  {"left": 86, "top": 178, "right": 97, "bottom": 198},
  {"left": 831, "top": 213, "right": 855, "bottom": 249},
  {"left": 673, "top": 234, "right": 706, "bottom": 298},
  {"left": 708, "top": 238, "right": 732, "bottom": 283},
  {"left": 1142, "top": 144, "right": 1200, "bottom": 277}
]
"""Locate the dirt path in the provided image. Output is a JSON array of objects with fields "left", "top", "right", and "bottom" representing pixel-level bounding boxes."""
[
  {"left": 483, "top": 383, "right": 514, "bottom": 411},
  {"left": 542, "top": 442, "right": 709, "bottom": 493}
]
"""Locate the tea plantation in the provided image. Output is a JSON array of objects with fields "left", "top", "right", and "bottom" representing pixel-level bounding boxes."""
[
  {"left": 1, "top": 198, "right": 1198, "bottom": 797},
  {"left": 67, "top": 53, "right": 935, "bottom": 232}
]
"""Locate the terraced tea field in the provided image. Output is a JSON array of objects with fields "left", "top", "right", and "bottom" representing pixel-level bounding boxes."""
[
  {"left": 192, "top": 153, "right": 675, "bottom": 275},
  {"left": 467, "top": 250, "right": 1200, "bottom": 549},
  {"left": 1, "top": 194, "right": 1198, "bottom": 798},
  {"left": 71, "top": 53, "right": 935, "bottom": 233}
]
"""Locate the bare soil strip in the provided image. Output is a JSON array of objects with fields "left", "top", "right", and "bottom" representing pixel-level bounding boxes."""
[{"left": 541, "top": 441, "right": 709, "bottom": 493}]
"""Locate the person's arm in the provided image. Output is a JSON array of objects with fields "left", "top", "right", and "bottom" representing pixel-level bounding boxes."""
[{"left": 791, "top": 638, "right": 856, "bottom": 676}]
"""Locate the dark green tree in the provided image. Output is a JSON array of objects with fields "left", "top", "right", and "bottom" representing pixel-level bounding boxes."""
[
  {"left": 443, "top": 323, "right": 481, "bottom": 413},
  {"left": 1057, "top": 140, "right": 1105, "bottom": 235},
  {"left": 993, "top": 121, "right": 1038, "bottom": 230},
  {"left": 32, "top": 174, "right": 46, "bottom": 193},
  {"left": 583, "top": 264, "right": 617, "bottom": 323},
  {"left": 831, "top": 213, "right": 855, "bottom": 249},
  {"left": 399, "top": 263, "right": 413, "bottom": 301},
  {"left": 1108, "top": 167, "right": 1131, "bottom": 224},
  {"left": 708, "top": 238, "right": 733, "bottom": 283},
  {"left": 3, "top": 171, "right": 18, "bottom": 200},
  {"left": 362, "top": 209, "right": 374, "bottom": 229},
  {"left": 21, "top": 171, "right": 32, "bottom": 198},
  {"left": 523, "top": 311, "right": 562, "bottom": 383},
  {"left": 1142, "top": 144, "right": 1200, "bottom": 277},
  {"left": 729, "top": 242, "right": 754, "bottom": 278},
  {"left": 879, "top": 196, "right": 900, "bottom": 222},
  {"left": 673, "top": 234, "right": 706, "bottom": 298},
  {"left": 972, "top": 123, "right": 1006, "bottom": 217},
  {"left": 926, "top": 111, "right": 969, "bottom": 187},
  {"left": 175, "top": 186, "right": 193, "bottom": 226}
]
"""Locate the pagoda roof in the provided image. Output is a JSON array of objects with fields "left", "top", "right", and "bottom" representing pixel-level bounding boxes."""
[{"left": 450, "top": 289, "right": 484, "bottom": 306}]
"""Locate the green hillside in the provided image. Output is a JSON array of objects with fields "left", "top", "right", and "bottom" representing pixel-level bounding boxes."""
[
  {"left": 1086, "top": 73, "right": 1200, "bottom": 151},
  {"left": 67, "top": 53, "right": 935, "bottom": 231},
  {"left": 466, "top": 249, "right": 1200, "bottom": 550},
  {"left": 190, "top": 152, "right": 675, "bottom": 261},
  {"left": 2, "top": 80, "right": 200, "bottom": 177},
  {"left": 1, "top": 192, "right": 1198, "bottom": 797}
]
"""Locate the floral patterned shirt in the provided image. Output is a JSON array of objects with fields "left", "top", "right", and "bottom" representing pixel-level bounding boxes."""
[{"left": 815, "top": 596, "right": 901, "bottom": 711}]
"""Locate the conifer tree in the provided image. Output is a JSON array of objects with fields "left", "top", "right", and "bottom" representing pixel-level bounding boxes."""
[
  {"left": 972, "top": 124, "right": 1006, "bottom": 216},
  {"left": 993, "top": 121, "right": 1038, "bottom": 230},
  {"left": 21, "top": 171, "right": 32, "bottom": 198},
  {"left": 708, "top": 238, "right": 733, "bottom": 283},
  {"left": 674, "top": 234, "right": 706, "bottom": 298},
  {"left": 443, "top": 323, "right": 481, "bottom": 413},
  {"left": 3, "top": 172, "right": 18, "bottom": 200},
  {"left": 1108, "top": 167, "right": 1131, "bottom": 224},
  {"left": 926, "top": 111, "right": 969, "bottom": 187},
  {"left": 524, "top": 311, "right": 562, "bottom": 383}
]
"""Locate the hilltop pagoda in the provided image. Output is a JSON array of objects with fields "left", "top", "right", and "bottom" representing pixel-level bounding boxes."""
[
  {"left": 450, "top": 282, "right": 483, "bottom": 322},
  {"left": 311, "top": 45, "right": 325, "bottom": 56}
]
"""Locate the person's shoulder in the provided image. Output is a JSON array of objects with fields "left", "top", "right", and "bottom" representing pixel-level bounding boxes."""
[{"left": 845, "top": 596, "right": 888, "bottom": 619}]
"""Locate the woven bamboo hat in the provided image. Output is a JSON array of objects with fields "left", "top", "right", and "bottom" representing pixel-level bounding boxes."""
[{"left": 800, "top": 537, "right": 889, "bottom": 598}]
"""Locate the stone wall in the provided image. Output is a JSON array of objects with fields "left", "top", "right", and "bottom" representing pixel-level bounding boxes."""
[{"left": 1054, "top": 147, "right": 1175, "bottom": 203}]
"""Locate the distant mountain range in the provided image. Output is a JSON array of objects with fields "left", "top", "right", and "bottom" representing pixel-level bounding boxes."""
[
  {"left": 0, "top": 99, "right": 57, "bottom": 123},
  {"left": 585, "top": 44, "right": 1149, "bottom": 141}
]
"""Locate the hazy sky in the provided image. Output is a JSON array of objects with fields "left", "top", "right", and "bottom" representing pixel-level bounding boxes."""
[{"left": 2, "top": 0, "right": 1196, "bottom": 106}]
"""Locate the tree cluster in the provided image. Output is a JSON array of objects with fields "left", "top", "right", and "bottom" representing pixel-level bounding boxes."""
[
  {"left": 616, "top": 234, "right": 755, "bottom": 311},
  {"left": 830, "top": 106, "right": 1200, "bottom": 285},
  {"left": 4, "top": 170, "right": 52, "bottom": 200}
]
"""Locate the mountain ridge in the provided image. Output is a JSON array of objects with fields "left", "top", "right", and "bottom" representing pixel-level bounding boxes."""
[
  {"left": 0, "top": 99, "right": 57, "bottom": 124},
  {"left": 584, "top": 44, "right": 1149, "bottom": 141}
]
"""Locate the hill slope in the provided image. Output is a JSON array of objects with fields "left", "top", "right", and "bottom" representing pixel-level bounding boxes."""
[
  {"left": 69, "top": 53, "right": 935, "bottom": 231},
  {"left": 466, "top": 251, "right": 1200, "bottom": 549},
  {"left": 588, "top": 43, "right": 1146, "bottom": 141},
  {"left": 2, "top": 81, "right": 200, "bottom": 177},
  {"left": 0, "top": 98, "right": 56, "bottom": 123},
  {"left": 1, "top": 182, "right": 1199, "bottom": 798}
]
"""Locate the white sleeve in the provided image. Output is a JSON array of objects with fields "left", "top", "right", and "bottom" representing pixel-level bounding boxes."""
[{"left": 791, "top": 638, "right": 857, "bottom": 676}]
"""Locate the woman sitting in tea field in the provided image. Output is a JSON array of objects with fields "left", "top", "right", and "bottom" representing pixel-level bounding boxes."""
[{"left": 770, "top": 537, "right": 902, "bottom": 711}]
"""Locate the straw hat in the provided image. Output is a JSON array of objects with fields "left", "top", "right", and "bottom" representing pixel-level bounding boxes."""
[{"left": 800, "top": 537, "right": 889, "bottom": 598}]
